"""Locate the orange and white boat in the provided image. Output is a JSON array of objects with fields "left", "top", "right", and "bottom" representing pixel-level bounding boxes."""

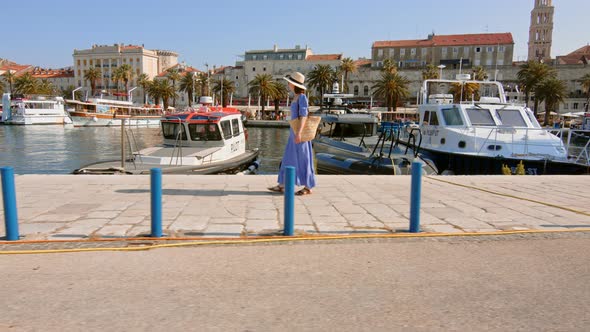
[{"left": 66, "top": 98, "right": 164, "bottom": 127}]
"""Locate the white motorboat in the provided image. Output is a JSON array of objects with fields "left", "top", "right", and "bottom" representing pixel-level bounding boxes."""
[
  {"left": 73, "top": 106, "right": 259, "bottom": 175},
  {"left": 1, "top": 93, "right": 72, "bottom": 125},
  {"left": 399, "top": 75, "right": 590, "bottom": 175}
]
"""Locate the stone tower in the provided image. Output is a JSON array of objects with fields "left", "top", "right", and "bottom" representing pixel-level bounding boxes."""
[{"left": 528, "top": 0, "right": 554, "bottom": 62}]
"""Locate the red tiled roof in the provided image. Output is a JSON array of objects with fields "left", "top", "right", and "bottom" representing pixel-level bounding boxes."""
[
  {"left": 157, "top": 65, "right": 202, "bottom": 77},
  {"left": 306, "top": 54, "right": 342, "bottom": 61},
  {"left": 353, "top": 59, "right": 372, "bottom": 67},
  {"left": 556, "top": 45, "right": 590, "bottom": 65},
  {"left": 373, "top": 33, "right": 514, "bottom": 48},
  {"left": 0, "top": 64, "right": 31, "bottom": 72},
  {"left": 566, "top": 45, "right": 590, "bottom": 56},
  {"left": 31, "top": 68, "right": 74, "bottom": 78}
]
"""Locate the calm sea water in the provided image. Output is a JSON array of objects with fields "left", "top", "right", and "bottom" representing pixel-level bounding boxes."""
[{"left": 0, "top": 125, "right": 290, "bottom": 174}]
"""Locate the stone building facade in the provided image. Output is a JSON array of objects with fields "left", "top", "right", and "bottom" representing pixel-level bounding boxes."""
[{"left": 528, "top": 0, "right": 554, "bottom": 62}]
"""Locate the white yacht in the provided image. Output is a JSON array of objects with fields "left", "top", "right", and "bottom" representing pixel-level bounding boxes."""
[
  {"left": 399, "top": 75, "right": 590, "bottom": 175},
  {"left": 1, "top": 93, "right": 72, "bottom": 125},
  {"left": 66, "top": 98, "right": 163, "bottom": 127}
]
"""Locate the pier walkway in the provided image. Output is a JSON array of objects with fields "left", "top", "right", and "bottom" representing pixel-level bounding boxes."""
[{"left": 1, "top": 175, "right": 589, "bottom": 242}]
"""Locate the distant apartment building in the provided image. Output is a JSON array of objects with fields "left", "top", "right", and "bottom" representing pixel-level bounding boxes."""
[
  {"left": 72, "top": 43, "right": 178, "bottom": 100},
  {"left": 30, "top": 68, "right": 75, "bottom": 93},
  {"left": 232, "top": 45, "right": 342, "bottom": 97},
  {"left": 371, "top": 33, "right": 515, "bottom": 70}
]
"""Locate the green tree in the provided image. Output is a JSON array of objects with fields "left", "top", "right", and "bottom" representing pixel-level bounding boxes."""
[
  {"left": 14, "top": 73, "right": 39, "bottom": 94},
  {"left": 579, "top": 73, "right": 590, "bottom": 112},
  {"left": 148, "top": 79, "right": 177, "bottom": 111},
  {"left": 2, "top": 70, "right": 16, "bottom": 92},
  {"left": 83, "top": 67, "right": 101, "bottom": 97},
  {"left": 166, "top": 68, "right": 181, "bottom": 107},
  {"left": 248, "top": 73, "right": 278, "bottom": 116},
  {"left": 196, "top": 72, "right": 209, "bottom": 97},
  {"left": 449, "top": 82, "right": 480, "bottom": 103},
  {"left": 137, "top": 73, "right": 150, "bottom": 104},
  {"left": 0, "top": 80, "right": 5, "bottom": 94},
  {"left": 381, "top": 58, "right": 398, "bottom": 74},
  {"left": 535, "top": 77, "right": 568, "bottom": 126},
  {"left": 422, "top": 64, "right": 440, "bottom": 80},
  {"left": 517, "top": 61, "right": 555, "bottom": 116},
  {"left": 271, "top": 81, "right": 289, "bottom": 113},
  {"left": 340, "top": 57, "right": 356, "bottom": 93},
  {"left": 61, "top": 85, "right": 83, "bottom": 100},
  {"left": 307, "top": 64, "right": 335, "bottom": 107},
  {"left": 472, "top": 66, "right": 488, "bottom": 81},
  {"left": 179, "top": 73, "right": 197, "bottom": 107},
  {"left": 372, "top": 71, "right": 410, "bottom": 112},
  {"left": 113, "top": 64, "right": 133, "bottom": 100},
  {"left": 212, "top": 77, "right": 236, "bottom": 107},
  {"left": 37, "top": 79, "right": 55, "bottom": 95}
]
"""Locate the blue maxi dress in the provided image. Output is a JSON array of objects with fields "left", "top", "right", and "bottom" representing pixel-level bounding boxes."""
[{"left": 277, "top": 94, "right": 316, "bottom": 188}]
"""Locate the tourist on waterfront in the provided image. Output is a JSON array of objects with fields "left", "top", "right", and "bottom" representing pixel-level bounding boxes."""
[{"left": 268, "top": 72, "right": 316, "bottom": 196}]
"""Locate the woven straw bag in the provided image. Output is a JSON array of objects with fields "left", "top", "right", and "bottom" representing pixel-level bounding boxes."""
[{"left": 289, "top": 116, "right": 321, "bottom": 142}]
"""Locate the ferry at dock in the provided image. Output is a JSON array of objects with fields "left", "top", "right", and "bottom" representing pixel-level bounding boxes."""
[
  {"left": 1, "top": 93, "right": 72, "bottom": 125},
  {"left": 66, "top": 98, "right": 164, "bottom": 127}
]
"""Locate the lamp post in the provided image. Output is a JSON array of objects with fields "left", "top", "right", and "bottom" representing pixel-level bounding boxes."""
[
  {"left": 128, "top": 87, "right": 137, "bottom": 103},
  {"left": 437, "top": 65, "right": 446, "bottom": 79},
  {"left": 72, "top": 87, "right": 83, "bottom": 101}
]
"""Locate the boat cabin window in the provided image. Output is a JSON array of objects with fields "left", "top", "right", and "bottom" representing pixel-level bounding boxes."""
[
  {"left": 496, "top": 109, "right": 527, "bottom": 127},
  {"left": 524, "top": 109, "right": 541, "bottom": 128},
  {"left": 188, "top": 124, "right": 222, "bottom": 141},
  {"left": 220, "top": 120, "right": 232, "bottom": 139},
  {"left": 422, "top": 111, "right": 439, "bottom": 125},
  {"left": 161, "top": 122, "right": 188, "bottom": 140},
  {"left": 231, "top": 119, "right": 241, "bottom": 137},
  {"left": 466, "top": 108, "right": 496, "bottom": 126},
  {"left": 441, "top": 107, "right": 464, "bottom": 126}
]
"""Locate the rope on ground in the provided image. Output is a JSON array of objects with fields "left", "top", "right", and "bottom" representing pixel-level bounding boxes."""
[
  {"left": 1, "top": 229, "right": 589, "bottom": 255},
  {"left": 425, "top": 176, "right": 590, "bottom": 217}
]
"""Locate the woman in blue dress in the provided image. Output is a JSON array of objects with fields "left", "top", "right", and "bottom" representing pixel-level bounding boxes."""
[{"left": 268, "top": 72, "right": 316, "bottom": 195}]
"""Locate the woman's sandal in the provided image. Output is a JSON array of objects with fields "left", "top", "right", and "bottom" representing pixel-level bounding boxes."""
[
  {"left": 295, "top": 188, "right": 312, "bottom": 196},
  {"left": 267, "top": 185, "right": 284, "bottom": 193}
]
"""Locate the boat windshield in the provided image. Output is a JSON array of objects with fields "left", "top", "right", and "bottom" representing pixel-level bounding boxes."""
[
  {"left": 161, "top": 122, "right": 187, "bottom": 140},
  {"left": 496, "top": 109, "right": 527, "bottom": 127},
  {"left": 441, "top": 107, "right": 464, "bottom": 126},
  {"left": 466, "top": 108, "right": 496, "bottom": 126},
  {"left": 188, "top": 124, "right": 222, "bottom": 141}
]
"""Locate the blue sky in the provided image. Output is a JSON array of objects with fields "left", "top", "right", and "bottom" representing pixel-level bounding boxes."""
[{"left": 3, "top": 0, "right": 589, "bottom": 70}]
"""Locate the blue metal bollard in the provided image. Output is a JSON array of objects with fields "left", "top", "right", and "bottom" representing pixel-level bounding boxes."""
[
  {"left": 1, "top": 167, "right": 20, "bottom": 241},
  {"left": 283, "top": 166, "right": 295, "bottom": 236},
  {"left": 150, "top": 168, "right": 163, "bottom": 238},
  {"left": 409, "top": 162, "right": 422, "bottom": 233}
]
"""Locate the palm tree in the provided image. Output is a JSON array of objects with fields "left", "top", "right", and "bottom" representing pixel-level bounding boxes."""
[
  {"left": 196, "top": 72, "right": 209, "bottom": 97},
  {"left": 422, "top": 64, "right": 439, "bottom": 80},
  {"left": 113, "top": 64, "right": 133, "bottom": 100},
  {"left": 166, "top": 68, "right": 181, "bottom": 107},
  {"left": 307, "top": 64, "right": 335, "bottom": 107},
  {"left": 579, "top": 73, "right": 590, "bottom": 112},
  {"left": 271, "top": 81, "right": 289, "bottom": 113},
  {"left": 179, "top": 73, "right": 196, "bottom": 107},
  {"left": 472, "top": 66, "right": 488, "bottom": 81},
  {"left": 340, "top": 57, "right": 356, "bottom": 93},
  {"left": 37, "top": 79, "right": 55, "bottom": 95},
  {"left": 517, "top": 61, "right": 555, "bottom": 116},
  {"left": 148, "top": 79, "right": 177, "bottom": 111},
  {"left": 372, "top": 71, "right": 410, "bottom": 112},
  {"left": 535, "top": 77, "right": 568, "bottom": 126},
  {"left": 248, "top": 73, "right": 278, "bottom": 116},
  {"left": 449, "top": 82, "right": 480, "bottom": 103},
  {"left": 2, "top": 70, "right": 16, "bottom": 93},
  {"left": 381, "top": 58, "right": 398, "bottom": 74},
  {"left": 137, "top": 73, "right": 150, "bottom": 104},
  {"left": 212, "top": 78, "right": 236, "bottom": 107},
  {"left": 83, "top": 67, "right": 101, "bottom": 97},
  {"left": 61, "top": 85, "right": 82, "bottom": 100},
  {"left": 14, "top": 73, "right": 39, "bottom": 94},
  {"left": 0, "top": 80, "right": 5, "bottom": 94}
]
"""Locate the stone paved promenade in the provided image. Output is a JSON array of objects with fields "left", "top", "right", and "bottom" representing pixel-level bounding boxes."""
[{"left": 1, "top": 175, "right": 589, "bottom": 241}]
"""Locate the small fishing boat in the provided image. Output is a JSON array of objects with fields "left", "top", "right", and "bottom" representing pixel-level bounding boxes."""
[
  {"left": 1, "top": 93, "right": 72, "bottom": 125},
  {"left": 73, "top": 105, "right": 259, "bottom": 175}
]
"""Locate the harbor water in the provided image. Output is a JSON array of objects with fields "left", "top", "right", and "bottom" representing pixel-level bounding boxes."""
[{"left": 0, "top": 126, "right": 290, "bottom": 174}]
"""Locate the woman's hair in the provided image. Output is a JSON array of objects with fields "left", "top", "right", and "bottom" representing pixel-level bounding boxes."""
[{"left": 294, "top": 86, "right": 305, "bottom": 94}]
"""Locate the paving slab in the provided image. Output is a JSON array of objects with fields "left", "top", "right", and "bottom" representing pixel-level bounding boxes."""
[{"left": 0, "top": 175, "right": 589, "bottom": 241}]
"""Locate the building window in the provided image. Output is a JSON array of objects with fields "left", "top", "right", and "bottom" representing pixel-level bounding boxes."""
[
  {"left": 497, "top": 59, "right": 504, "bottom": 66},
  {"left": 263, "top": 67, "right": 266, "bottom": 72},
  {"left": 486, "top": 58, "right": 493, "bottom": 66},
  {"left": 377, "top": 49, "right": 383, "bottom": 57},
  {"left": 77, "top": 60, "right": 80, "bottom": 66},
  {"left": 475, "top": 47, "right": 481, "bottom": 53},
  {"left": 441, "top": 48, "right": 447, "bottom": 56},
  {"left": 363, "top": 86, "right": 369, "bottom": 96},
  {"left": 564, "top": 103, "right": 569, "bottom": 110},
  {"left": 400, "top": 48, "right": 406, "bottom": 56},
  {"left": 252, "top": 67, "right": 256, "bottom": 72},
  {"left": 252, "top": 55, "right": 257, "bottom": 60},
  {"left": 130, "top": 58, "right": 133, "bottom": 63},
  {"left": 279, "top": 54, "right": 284, "bottom": 60},
  {"left": 263, "top": 55, "right": 268, "bottom": 60},
  {"left": 474, "top": 59, "right": 481, "bottom": 66},
  {"left": 487, "top": 46, "right": 494, "bottom": 52},
  {"left": 421, "top": 48, "right": 427, "bottom": 56},
  {"left": 498, "top": 46, "right": 505, "bottom": 53},
  {"left": 464, "top": 47, "right": 470, "bottom": 54},
  {"left": 453, "top": 47, "right": 458, "bottom": 54},
  {"left": 83, "top": 60, "right": 87, "bottom": 66},
  {"left": 297, "top": 54, "right": 302, "bottom": 60},
  {"left": 89, "top": 60, "right": 93, "bottom": 65},
  {"left": 235, "top": 76, "right": 239, "bottom": 80},
  {"left": 288, "top": 54, "right": 293, "bottom": 60},
  {"left": 136, "top": 58, "right": 140, "bottom": 62},
  {"left": 573, "top": 103, "right": 579, "bottom": 109},
  {"left": 411, "top": 48, "right": 416, "bottom": 56},
  {"left": 354, "top": 86, "right": 359, "bottom": 95}
]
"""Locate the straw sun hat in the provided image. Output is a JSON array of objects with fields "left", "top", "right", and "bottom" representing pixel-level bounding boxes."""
[{"left": 283, "top": 72, "right": 307, "bottom": 90}]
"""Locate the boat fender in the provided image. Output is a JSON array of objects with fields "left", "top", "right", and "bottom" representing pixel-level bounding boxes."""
[{"left": 92, "top": 116, "right": 98, "bottom": 122}]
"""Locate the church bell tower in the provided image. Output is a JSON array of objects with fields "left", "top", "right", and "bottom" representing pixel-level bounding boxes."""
[{"left": 528, "top": 0, "right": 554, "bottom": 62}]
